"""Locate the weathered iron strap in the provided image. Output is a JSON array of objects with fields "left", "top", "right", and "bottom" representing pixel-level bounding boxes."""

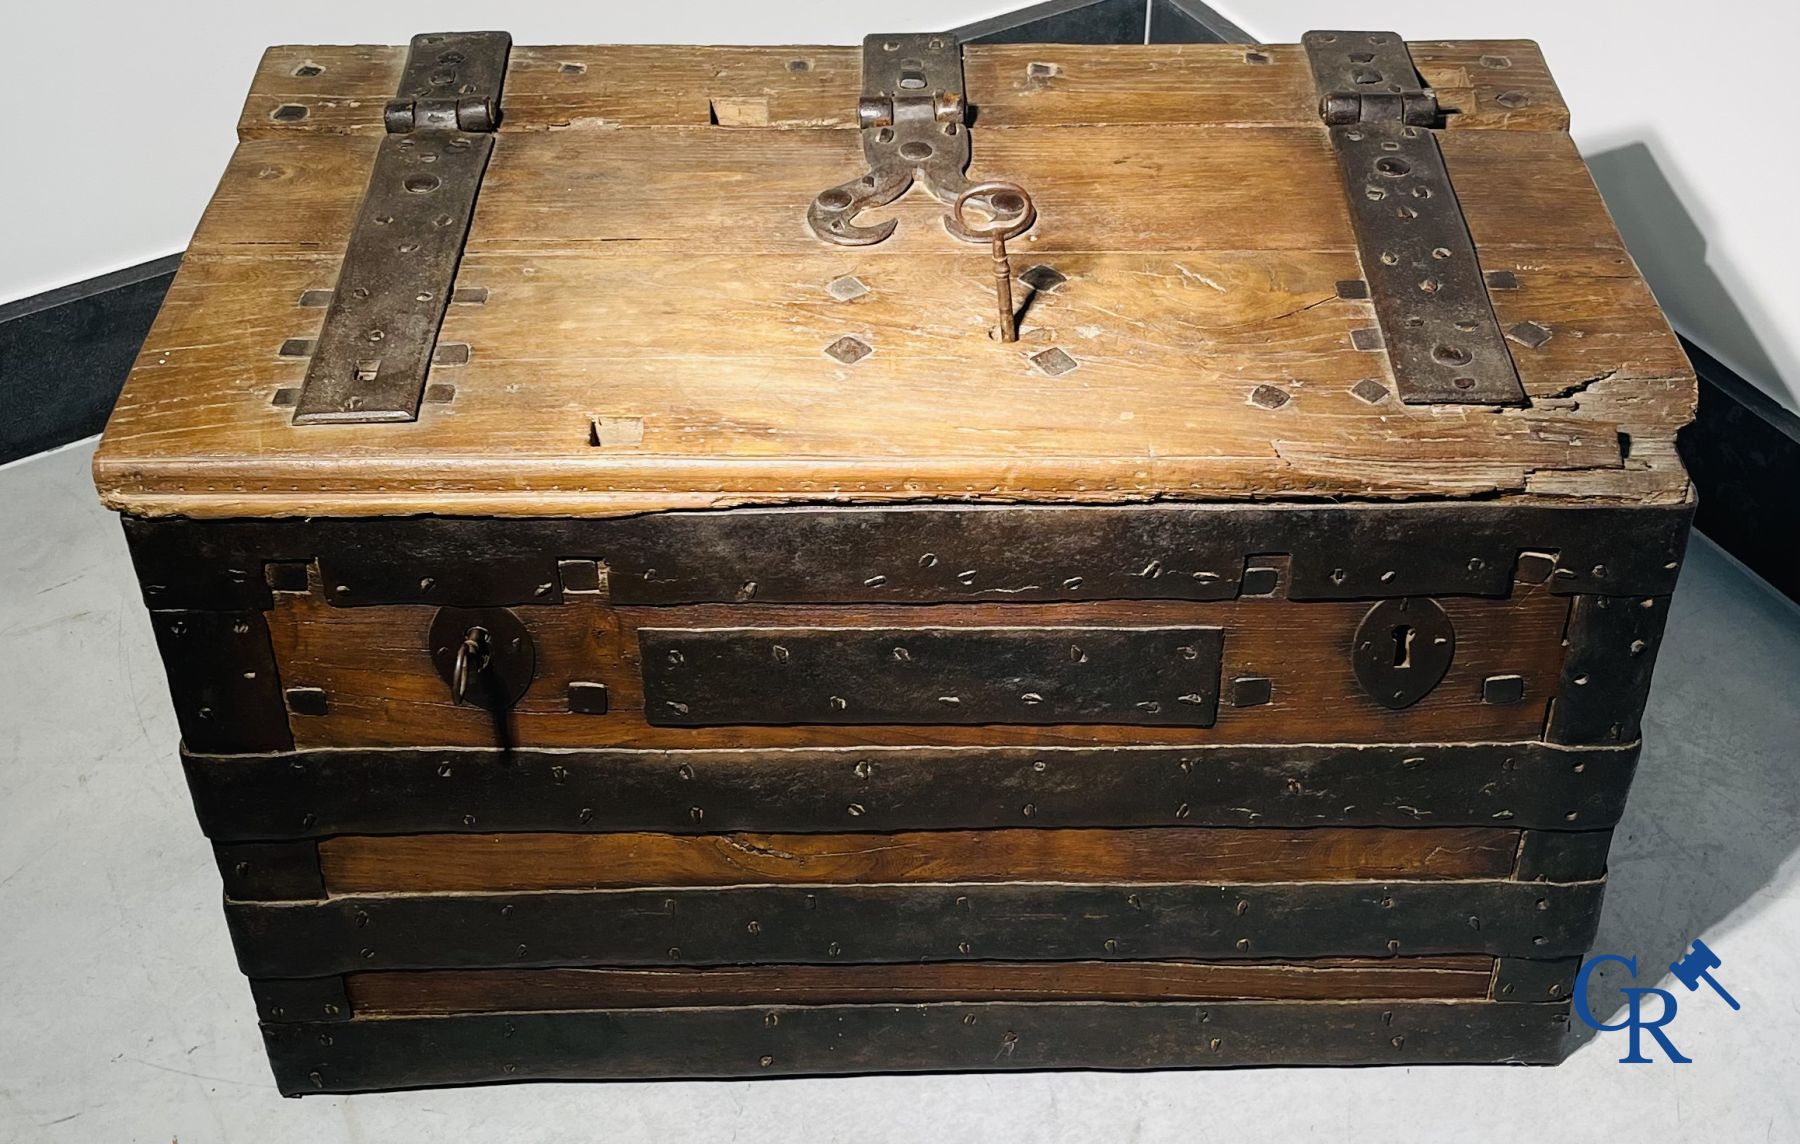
[
  {"left": 262, "top": 998, "right": 1571, "bottom": 1093},
  {"left": 124, "top": 499, "right": 1694, "bottom": 611},
  {"left": 226, "top": 877, "right": 1606, "bottom": 977},
  {"left": 183, "top": 741, "right": 1639, "bottom": 840}
]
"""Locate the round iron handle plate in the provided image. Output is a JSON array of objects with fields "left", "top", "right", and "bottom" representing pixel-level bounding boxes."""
[{"left": 429, "top": 606, "right": 536, "bottom": 712}]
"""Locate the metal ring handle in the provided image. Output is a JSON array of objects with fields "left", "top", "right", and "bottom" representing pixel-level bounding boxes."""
[
  {"left": 450, "top": 626, "right": 490, "bottom": 705},
  {"left": 950, "top": 180, "right": 1036, "bottom": 242}
]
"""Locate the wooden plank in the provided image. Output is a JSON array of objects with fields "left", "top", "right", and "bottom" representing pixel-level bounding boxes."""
[
  {"left": 235, "top": 42, "right": 1567, "bottom": 139},
  {"left": 94, "top": 116, "right": 1691, "bottom": 516},
  {"left": 264, "top": 999, "right": 1572, "bottom": 1092},
  {"left": 187, "top": 125, "right": 1623, "bottom": 258},
  {"left": 98, "top": 247, "right": 1667, "bottom": 513},
  {"left": 264, "top": 590, "right": 1571, "bottom": 750},
  {"left": 181, "top": 740, "right": 1643, "bottom": 840},
  {"left": 224, "top": 877, "right": 1606, "bottom": 976},
  {"left": 345, "top": 957, "right": 1498, "bottom": 1015},
  {"left": 1409, "top": 40, "right": 1570, "bottom": 132},
  {"left": 315, "top": 826, "right": 1520, "bottom": 894}
]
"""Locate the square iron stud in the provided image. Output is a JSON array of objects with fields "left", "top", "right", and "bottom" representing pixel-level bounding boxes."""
[
  {"left": 264, "top": 561, "right": 312, "bottom": 592},
  {"left": 451, "top": 286, "right": 489, "bottom": 305},
  {"left": 1244, "top": 51, "right": 1270, "bottom": 64},
  {"left": 1351, "top": 378, "right": 1391, "bottom": 405},
  {"left": 558, "top": 559, "right": 601, "bottom": 593},
  {"left": 285, "top": 687, "right": 329, "bottom": 716},
  {"left": 1507, "top": 321, "right": 1552, "bottom": 349},
  {"left": 1231, "top": 676, "right": 1273, "bottom": 707},
  {"left": 1494, "top": 89, "right": 1531, "bottom": 109},
  {"left": 1349, "top": 327, "right": 1384, "bottom": 351},
  {"left": 1514, "top": 551, "right": 1558, "bottom": 584},
  {"left": 432, "top": 343, "right": 471, "bottom": 366},
  {"left": 1240, "top": 565, "right": 1281, "bottom": 597},
  {"left": 1020, "top": 265, "right": 1068, "bottom": 293},
  {"left": 825, "top": 335, "right": 873, "bottom": 364},
  {"left": 1482, "top": 674, "right": 1526, "bottom": 705},
  {"left": 270, "top": 387, "right": 301, "bottom": 407},
  {"left": 589, "top": 416, "right": 645, "bottom": 448},
  {"left": 1484, "top": 270, "right": 1520, "bottom": 290},
  {"left": 424, "top": 383, "right": 457, "bottom": 404},
  {"left": 1029, "top": 347, "right": 1078, "bottom": 377},
  {"left": 1248, "top": 384, "right": 1290, "bottom": 410},
  {"left": 278, "top": 338, "right": 315, "bottom": 358},
  {"left": 298, "top": 289, "right": 334, "bottom": 308},
  {"left": 1335, "top": 279, "right": 1369, "bottom": 300},
  {"left": 826, "top": 275, "right": 870, "bottom": 302},
  {"left": 568, "top": 682, "right": 610, "bottom": 715}
]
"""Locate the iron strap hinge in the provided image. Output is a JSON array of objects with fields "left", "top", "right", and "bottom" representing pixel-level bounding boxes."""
[
  {"left": 1302, "top": 30, "right": 1527, "bottom": 406},
  {"left": 292, "top": 30, "right": 511, "bottom": 425}
]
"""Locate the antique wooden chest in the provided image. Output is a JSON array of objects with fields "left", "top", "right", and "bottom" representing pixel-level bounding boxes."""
[{"left": 94, "top": 28, "right": 1696, "bottom": 1093}]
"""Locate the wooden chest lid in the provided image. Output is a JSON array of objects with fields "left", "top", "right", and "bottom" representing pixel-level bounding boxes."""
[{"left": 93, "top": 34, "right": 1694, "bottom": 519}]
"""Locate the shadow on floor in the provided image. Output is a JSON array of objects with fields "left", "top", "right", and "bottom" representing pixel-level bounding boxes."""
[{"left": 1567, "top": 533, "right": 1800, "bottom": 1048}]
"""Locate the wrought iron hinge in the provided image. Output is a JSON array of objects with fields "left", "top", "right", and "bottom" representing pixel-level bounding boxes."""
[
  {"left": 292, "top": 31, "right": 511, "bottom": 424},
  {"left": 1303, "top": 30, "right": 1526, "bottom": 406},
  {"left": 808, "top": 33, "right": 1031, "bottom": 246}
]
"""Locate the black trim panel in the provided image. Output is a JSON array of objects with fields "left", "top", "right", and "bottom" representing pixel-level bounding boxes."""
[
  {"left": 1678, "top": 337, "right": 1800, "bottom": 604},
  {"left": 0, "top": 255, "right": 178, "bottom": 464}
]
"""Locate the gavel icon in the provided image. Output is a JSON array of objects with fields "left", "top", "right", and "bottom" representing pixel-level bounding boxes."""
[{"left": 1668, "top": 938, "right": 1740, "bottom": 1010}]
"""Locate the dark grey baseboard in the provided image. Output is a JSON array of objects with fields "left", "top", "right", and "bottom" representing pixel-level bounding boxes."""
[
  {"left": 0, "top": 255, "right": 179, "bottom": 465},
  {"left": 4, "top": 3, "right": 1794, "bottom": 611},
  {"left": 1677, "top": 339, "right": 1800, "bottom": 604},
  {"left": 956, "top": 0, "right": 1149, "bottom": 43}
]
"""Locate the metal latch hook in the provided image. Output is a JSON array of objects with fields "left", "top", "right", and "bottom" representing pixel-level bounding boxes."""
[{"left": 808, "top": 33, "right": 1033, "bottom": 247}]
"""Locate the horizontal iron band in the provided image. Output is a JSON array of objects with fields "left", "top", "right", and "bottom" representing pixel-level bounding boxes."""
[
  {"left": 183, "top": 741, "right": 1640, "bottom": 841},
  {"left": 263, "top": 998, "right": 1571, "bottom": 1092},
  {"left": 225, "top": 877, "right": 1605, "bottom": 978},
  {"left": 125, "top": 499, "right": 1693, "bottom": 612}
]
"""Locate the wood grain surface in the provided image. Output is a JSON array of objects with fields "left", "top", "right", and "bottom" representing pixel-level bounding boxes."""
[
  {"left": 345, "top": 956, "right": 1498, "bottom": 1013},
  {"left": 268, "top": 584, "right": 1571, "bottom": 750},
  {"left": 316, "top": 825, "right": 1520, "bottom": 893},
  {"left": 234, "top": 42, "right": 1568, "bottom": 137},
  {"left": 92, "top": 41, "right": 1693, "bottom": 518}
]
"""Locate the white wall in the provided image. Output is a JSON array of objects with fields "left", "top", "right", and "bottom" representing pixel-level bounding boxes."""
[
  {"left": 1214, "top": 0, "right": 1800, "bottom": 410},
  {"left": 8, "top": 0, "right": 1796, "bottom": 411},
  {"left": 1, "top": 0, "right": 1018, "bottom": 304}
]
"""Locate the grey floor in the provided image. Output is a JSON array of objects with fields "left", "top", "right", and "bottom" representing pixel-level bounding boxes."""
[{"left": 3, "top": 440, "right": 1797, "bottom": 1144}]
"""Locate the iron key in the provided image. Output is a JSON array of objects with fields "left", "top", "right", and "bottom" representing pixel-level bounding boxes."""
[{"left": 953, "top": 181, "right": 1036, "bottom": 342}]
